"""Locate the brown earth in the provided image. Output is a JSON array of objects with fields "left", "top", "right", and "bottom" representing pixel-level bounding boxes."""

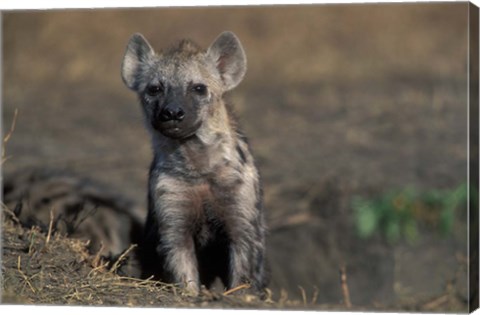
[
  {"left": 1, "top": 2, "right": 473, "bottom": 312},
  {"left": 0, "top": 209, "right": 466, "bottom": 311}
]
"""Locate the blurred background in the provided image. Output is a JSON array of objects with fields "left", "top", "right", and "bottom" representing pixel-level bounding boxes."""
[{"left": 2, "top": 3, "right": 471, "bottom": 311}]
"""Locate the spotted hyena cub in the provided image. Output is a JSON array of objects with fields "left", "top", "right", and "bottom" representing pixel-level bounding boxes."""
[{"left": 121, "top": 32, "right": 267, "bottom": 295}]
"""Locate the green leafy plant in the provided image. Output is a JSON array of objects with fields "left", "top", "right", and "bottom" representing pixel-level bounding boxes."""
[{"left": 353, "top": 184, "right": 467, "bottom": 244}]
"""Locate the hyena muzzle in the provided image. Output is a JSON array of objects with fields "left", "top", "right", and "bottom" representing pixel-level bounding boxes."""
[{"left": 121, "top": 31, "right": 267, "bottom": 295}]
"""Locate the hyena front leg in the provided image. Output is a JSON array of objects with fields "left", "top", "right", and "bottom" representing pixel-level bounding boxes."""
[
  {"left": 153, "top": 187, "right": 200, "bottom": 294},
  {"left": 158, "top": 217, "right": 200, "bottom": 295},
  {"left": 227, "top": 214, "right": 266, "bottom": 293},
  {"left": 153, "top": 175, "right": 201, "bottom": 294}
]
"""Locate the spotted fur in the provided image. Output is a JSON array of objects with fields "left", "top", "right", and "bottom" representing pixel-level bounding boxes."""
[{"left": 121, "top": 32, "right": 267, "bottom": 295}]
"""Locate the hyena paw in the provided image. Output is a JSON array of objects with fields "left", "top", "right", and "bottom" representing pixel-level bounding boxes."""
[{"left": 182, "top": 280, "right": 200, "bottom": 297}]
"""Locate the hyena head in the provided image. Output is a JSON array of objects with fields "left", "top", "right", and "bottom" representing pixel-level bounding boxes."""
[{"left": 121, "top": 32, "right": 246, "bottom": 140}]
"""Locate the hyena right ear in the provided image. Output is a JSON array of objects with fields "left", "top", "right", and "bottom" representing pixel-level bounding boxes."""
[
  {"left": 207, "top": 31, "right": 247, "bottom": 91},
  {"left": 121, "top": 33, "right": 155, "bottom": 90}
]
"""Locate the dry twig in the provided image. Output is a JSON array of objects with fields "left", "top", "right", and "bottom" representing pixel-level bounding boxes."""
[
  {"left": 223, "top": 283, "right": 251, "bottom": 296},
  {"left": 422, "top": 294, "right": 449, "bottom": 310},
  {"left": 109, "top": 244, "right": 137, "bottom": 273},
  {"left": 2, "top": 108, "right": 19, "bottom": 164},
  {"left": 311, "top": 285, "right": 319, "bottom": 304},
  {"left": 340, "top": 264, "right": 352, "bottom": 308},
  {"left": 17, "top": 256, "right": 36, "bottom": 293},
  {"left": 92, "top": 242, "right": 106, "bottom": 269},
  {"left": 278, "top": 289, "right": 289, "bottom": 305},
  {"left": 45, "top": 208, "right": 55, "bottom": 245},
  {"left": 263, "top": 288, "right": 274, "bottom": 303},
  {"left": 28, "top": 228, "right": 38, "bottom": 255},
  {"left": 1, "top": 201, "right": 21, "bottom": 224},
  {"left": 298, "top": 285, "right": 307, "bottom": 306}
]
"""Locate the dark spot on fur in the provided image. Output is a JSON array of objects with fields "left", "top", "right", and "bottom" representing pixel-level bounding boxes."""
[{"left": 236, "top": 144, "right": 247, "bottom": 164}]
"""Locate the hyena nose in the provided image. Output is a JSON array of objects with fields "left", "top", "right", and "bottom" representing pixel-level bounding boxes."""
[{"left": 160, "top": 106, "right": 185, "bottom": 122}]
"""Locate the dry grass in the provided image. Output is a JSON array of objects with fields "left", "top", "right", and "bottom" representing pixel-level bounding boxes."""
[
  {"left": 2, "top": 206, "right": 340, "bottom": 309},
  {"left": 1, "top": 208, "right": 246, "bottom": 307},
  {"left": 2, "top": 206, "right": 467, "bottom": 311}
]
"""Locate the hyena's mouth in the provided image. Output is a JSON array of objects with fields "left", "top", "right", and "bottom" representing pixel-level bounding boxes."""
[{"left": 154, "top": 121, "right": 201, "bottom": 140}]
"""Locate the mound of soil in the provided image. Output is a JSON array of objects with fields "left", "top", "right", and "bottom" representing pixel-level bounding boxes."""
[
  {"left": 2, "top": 205, "right": 466, "bottom": 311},
  {"left": 1, "top": 207, "right": 339, "bottom": 310}
]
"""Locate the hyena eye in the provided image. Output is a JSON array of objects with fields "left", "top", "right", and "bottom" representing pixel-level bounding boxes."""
[
  {"left": 192, "top": 84, "right": 207, "bottom": 95},
  {"left": 146, "top": 83, "right": 164, "bottom": 96}
]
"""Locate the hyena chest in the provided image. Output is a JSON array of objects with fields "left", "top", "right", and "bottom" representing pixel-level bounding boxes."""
[
  {"left": 186, "top": 179, "right": 234, "bottom": 247},
  {"left": 185, "top": 180, "right": 232, "bottom": 286},
  {"left": 156, "top": 167, "right": 240, "bottom": 245}
]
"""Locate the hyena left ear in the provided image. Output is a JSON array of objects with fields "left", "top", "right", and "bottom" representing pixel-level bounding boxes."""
[
  {"left": 207, "top": 31, "right": 247, "bottom": 91},
  {"left": 121, "top": 33, "right": 155, "bottom": 90}
]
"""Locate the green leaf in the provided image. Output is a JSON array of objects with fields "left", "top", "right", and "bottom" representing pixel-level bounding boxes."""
[
  {"left": 403, "top": 219, "right": 418, "bottom": 244},
  {"left": 356, "top": 203, "right": 378, "bottom": 238},
  {"left": 385, "top": 221, "right": 400, "bottom": 243},
  {"left": 440, "top": 204, "right": 455, "bottom": 235}
]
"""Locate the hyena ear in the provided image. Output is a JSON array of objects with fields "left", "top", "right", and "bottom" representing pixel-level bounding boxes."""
[
  {"left": 207, "top": 31, "right": 247, "bottom": 91},
  {"left": 121, "top": 33, "right": 155, "bottom": 90}
]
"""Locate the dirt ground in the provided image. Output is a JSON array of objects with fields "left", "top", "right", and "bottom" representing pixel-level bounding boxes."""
[
  {"left": 0, "top": 209, "right": 466, "bottom": 311},
  {"left": 1, "top": 2, "right": 473, "bottom": 312}
]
